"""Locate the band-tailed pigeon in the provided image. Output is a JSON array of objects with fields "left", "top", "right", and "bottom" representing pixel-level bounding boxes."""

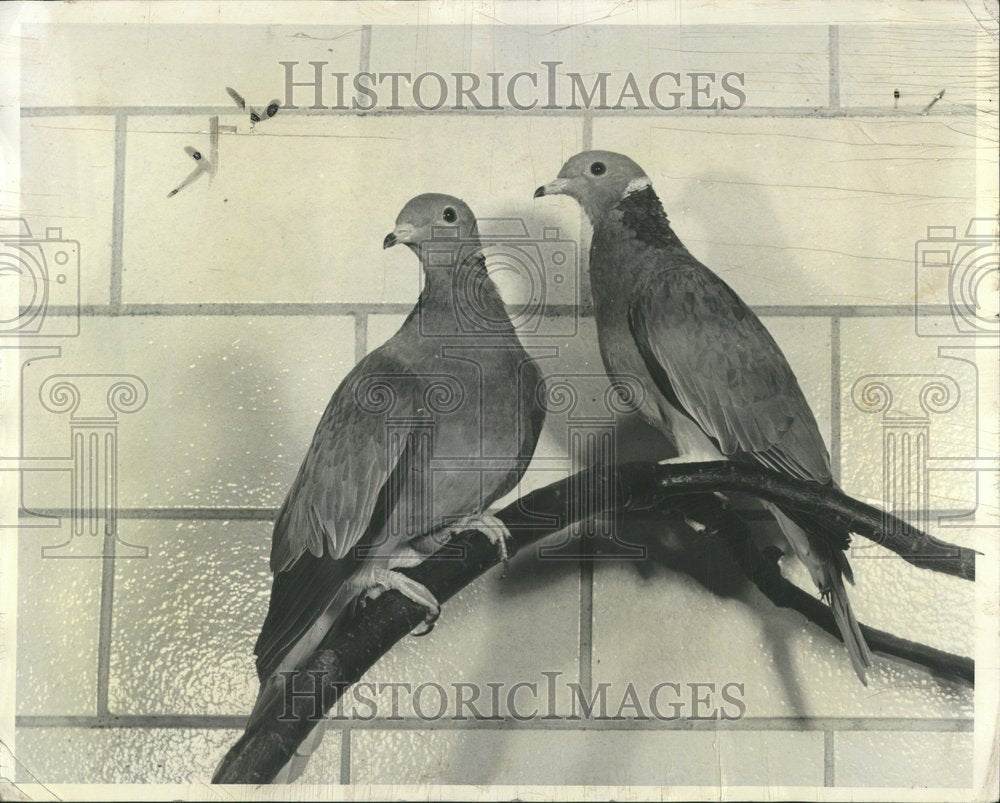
[
  {"left": 241, "top": 194, "right": 547, "bottom": 778},
  {"left": 536, "top": 152, "right": 872, "bottom": 683}
]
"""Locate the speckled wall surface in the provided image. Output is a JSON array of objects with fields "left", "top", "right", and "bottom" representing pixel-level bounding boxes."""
[{"left": 7, "top": 4, "right": 996, "bottom": 796}]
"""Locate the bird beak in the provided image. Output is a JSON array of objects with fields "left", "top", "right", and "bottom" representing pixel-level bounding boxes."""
[
  {"left": 383, "top": 224, "right": 415, "bottom": 249},
  {"left": 534, "top": 178, "right": 570, "bottom": 198}
]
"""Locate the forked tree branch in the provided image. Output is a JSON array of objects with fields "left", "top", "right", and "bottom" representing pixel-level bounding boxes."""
[{"left": 212, "top": 460, "right": 976, "bottom": 784}]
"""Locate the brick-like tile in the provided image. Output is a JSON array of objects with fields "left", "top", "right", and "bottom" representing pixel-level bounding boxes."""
[
  {"left": 590, "top": 116, "right": 977, "bottom": 308},
  {"left": 19, "top": 314, "right": 356, "bottom": 510},
  {"left": 366, "top": 24, "right": 828, "bottom": 109},
  {"left": 16, "top": 534, "right": 101, "bottom": 715},
  {"left": 839, "top": 24, "right": 992, "bottom": 110},
  {"left": 351, "top": 728, "right": 825, "bottom": 786},
  {"left": 591, "top": 556, "right": 973, "bottom": 719},
  {"left": 14, "top": 117, "right": 115, "bottom": 310},
  {"left": 839, "top": 318, "right": 980, "bottom": 513},
  {"left": 107, "top": 522, "right": 580, "bottom": 719},
  {"left": 120, "top": 115, "right": 583, "bottom": 306},
  {"left": 14, "top": 727, "right": 242, "bottom": 784},
  {"left": 108, "top": 519, "right": 268, "bottom": 716},
  {"left": 837, "top": 317, "right": 978, "bottom": 659},
  {"left": 834, "top": 731, "right": 973, "bottom": 788},
  {"left": 22, "top": 23, "right": 363, "bottom": 108},
  {"left": 358, "top": 553, "right": 581, "bottom": 720}
]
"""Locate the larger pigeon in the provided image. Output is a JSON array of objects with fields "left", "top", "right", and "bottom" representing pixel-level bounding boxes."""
[
  {"left": 535, "top": 151, "right": 872, "bottom": 682},
  {"left": 242, "top": 193, "right": 546, "bottom": 778}
]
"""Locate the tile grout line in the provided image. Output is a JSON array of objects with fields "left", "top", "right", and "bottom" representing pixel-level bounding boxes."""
[
  {"left": 19, "top": 503, "right": 972, "bottom": 522},
  {"left": 339, "top": 26, "right": 368, "bottom": 788},
  {"left": 21, "top": 105, "right": 975, "bottom": 119},
  {"left": 95, "top": 535, "right": 117, "bottom": 719},
  {"left": 14, "top": 714, "right": 975, "bottom": 732},
  {"left": 358, "top": 25, "right": 372, "bottom": 76},
  {"left": 582, "top": 112, "right": 593, "bottom": 153},
  {"left": 828, "top": 25, "right": 841, "bottom": 111},
  {"left": 830, "top": 316, "right": 842, "bottom": 480},
  {"left": 577, "top": 108, "right": 595, "bottom": 701},
  {"left": 353, "top": 25, "right": 372, "bottom": 111},
  {"left": 339, "top": 728, "right": 352, "bottom": 784},
  {"left": 354, "top": 312, "right": 369, "bottom": 362},
  {"left": 40, "top": 303, "right": 960, "bottom": 319},
  {"left": 110, "top": 113, "right": 128, "bottom": 310},
  {"left": 824, "top": 729, "right": 835, "bottom": 786},
  {"left": 96, "top": 112, "right": 128, "bottom": 716},
  {"left": 578, "top": 556, "right": 594, "bottom": 698}
]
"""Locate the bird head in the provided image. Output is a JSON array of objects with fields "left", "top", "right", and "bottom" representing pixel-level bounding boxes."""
[
  {"left": 534, "top": 150, "right": 650, "bottom": 222},
  {"left": 383, "top": 194, "right": 478, "bottom": 257}
]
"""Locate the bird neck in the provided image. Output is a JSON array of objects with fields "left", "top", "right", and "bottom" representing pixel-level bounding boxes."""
[
  {"left": 413, "top": 247, "right": 512, "bottom": 335},
  {"left": 606, "top": 184, "right": 685, "bottom": 250}
]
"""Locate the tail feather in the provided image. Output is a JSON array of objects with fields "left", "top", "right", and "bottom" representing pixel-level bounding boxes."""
[
  {"left": 764, "top": 502, "right": 872, "bottom": 684},
  {"left": 825, "top": 565, "right": 873, "bottom": 685},
  {"left": 832, "top": 540, "right": 856, "bottom": 586},
  {"left": 220, "top": 581, "right": 362, "bottom": 783},
  {"left": 280, "top": 724, "right": 328, "bottom": 783},
  {"left": 278, "top": 595, "right": 371, "bottom": 782}
]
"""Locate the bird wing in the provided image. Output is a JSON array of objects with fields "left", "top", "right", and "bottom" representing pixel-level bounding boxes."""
[
  {"left": 627, "top": 264, "right": 832, "bottom": 484},
  {"left": 253, "top": 350, "right": 428, "bottom": 682},
  {"left": 269, "top": 350, "right": 425, "bottom": 574}
]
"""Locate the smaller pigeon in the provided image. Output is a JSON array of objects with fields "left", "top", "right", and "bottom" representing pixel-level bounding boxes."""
[
  {"left": 238, "top": 194, "right": 547, "bottom": 780},
  {"left": 536, "top": 151, "right": 872, "bottom": 683}
]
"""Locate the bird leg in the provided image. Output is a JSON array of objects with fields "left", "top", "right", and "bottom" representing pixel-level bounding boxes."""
[
  {"left": 446, "top": 513, "right": 511, "bottom": 572},
  {"left": 364, "top": 566, "right": 441, "bottom": 636},
  {"left": 394, "top": 525, "right": 456, "bottom": 565}
]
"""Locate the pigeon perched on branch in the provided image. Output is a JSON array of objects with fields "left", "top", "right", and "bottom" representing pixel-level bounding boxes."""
[
  {"left": 535, "top": 151, "right": 872, "bottom": 683},
  {"left": 240, "top": 194, "right": 546, "bottom": 779}
]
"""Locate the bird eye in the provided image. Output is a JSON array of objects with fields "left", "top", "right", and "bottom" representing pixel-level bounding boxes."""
[
  {"left": 443, "top": 207, "right": 457, "bottom": 223},
  {"left": 590, "top": 162, "right": 606, "bottom": 176}
]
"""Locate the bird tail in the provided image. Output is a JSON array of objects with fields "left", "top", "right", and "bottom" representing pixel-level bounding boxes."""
[
  {"left": 276, "top": 589, "right": 367, "bottom": 783},
  {"left": 275, "top": 724, "right": 327, "bottom": 783},
  {"left": 824, "top": 552, "right": 872, "bottom": 684},
  {"left": 222, "top": 582, "right": 363, "bottom": 783},
  {"left": 764, "top": 502, "right": 872, "bottom": 685}
]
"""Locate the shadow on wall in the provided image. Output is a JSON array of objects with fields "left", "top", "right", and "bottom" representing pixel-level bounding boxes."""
[{"left": 657, "top": 164, "right": 803, "bottom": 302}]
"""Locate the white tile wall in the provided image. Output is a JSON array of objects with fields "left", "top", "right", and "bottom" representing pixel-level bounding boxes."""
[{"left": 13, "top": 15, "right": 993, "bottom": 792}]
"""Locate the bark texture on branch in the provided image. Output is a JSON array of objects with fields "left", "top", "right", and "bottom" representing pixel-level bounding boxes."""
[{"left": 212, "top": 460, "right": 976, "bottom": 784}]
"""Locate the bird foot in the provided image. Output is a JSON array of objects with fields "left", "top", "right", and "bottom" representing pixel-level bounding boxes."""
[
  {"left": 367, "top": 567, "right": 441, "bottom": 636},
  {"left": 449, "top": 513, "right": 512, "bottom": 575}
]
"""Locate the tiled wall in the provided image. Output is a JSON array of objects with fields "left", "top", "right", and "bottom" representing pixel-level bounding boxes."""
[{"left": 11, "top": 17, "right": 996, "bottom": 790}]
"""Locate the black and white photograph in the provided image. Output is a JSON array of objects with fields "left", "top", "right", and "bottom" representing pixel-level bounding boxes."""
[{"left": 1, "top": 1, "right": 998, "bottom": 799}]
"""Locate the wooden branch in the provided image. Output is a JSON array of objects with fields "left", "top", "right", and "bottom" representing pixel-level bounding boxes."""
[
  {"left": 644, "top": 461, "right": 976, "bottom": 580},
  {"left": 665, "top": 499, "right": 975, "bottom": 686},
  {"left": 212, "top": 460, "right": 976, "bottom": 784}
]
